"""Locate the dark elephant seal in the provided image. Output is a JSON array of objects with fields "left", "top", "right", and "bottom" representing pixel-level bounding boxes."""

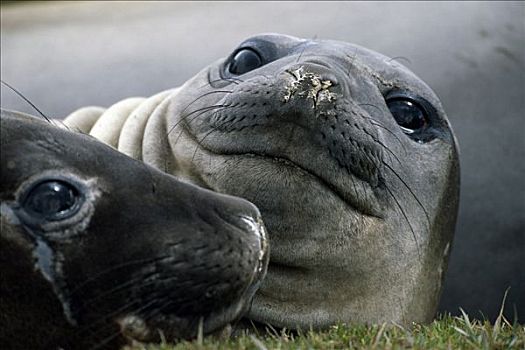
[
  {"left": 0, "top": 110, "right": 268, "bottom": 349},
  {"left": 62, "top": 33, "right": 460, "bottom": 329}
]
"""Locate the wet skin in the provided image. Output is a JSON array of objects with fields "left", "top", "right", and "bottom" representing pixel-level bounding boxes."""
[{"left": 0, "top": 110, "right": 269, "bottom": 349}]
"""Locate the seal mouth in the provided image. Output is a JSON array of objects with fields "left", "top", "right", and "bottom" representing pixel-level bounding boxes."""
[
  {"left": 236, "top": 215, "right": 269, "bottom": 279},
  {"left": 117, "top": 213, "right": 269, "bottom": 345},
  {"left": 181, "top": 105, "right": 383, "bottom": 217},
  {"left": 205, "top": 148, "right": 382, "bottom": 218},
  {"left": 118, "top": 262, "right": 269, "bottom": 345},
  {"left": 212, "top": 208, "right": 269, "bottom": 293},
  {"left": 244, "top": 152, "right": 353, "bottom": 205}
]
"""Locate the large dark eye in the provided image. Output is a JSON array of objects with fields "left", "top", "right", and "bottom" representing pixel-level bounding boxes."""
[
  {"left": 22, "top": 180, "right": 81, "bottom": 221},
  {"left": 228, "top": 48, "right": 263, "bottom": 75},
  {"left": 386, "top": 98, "right": 428, "bottom": 134}
]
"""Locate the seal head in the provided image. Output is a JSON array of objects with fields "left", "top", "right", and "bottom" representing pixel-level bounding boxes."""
[
  {"left": 0, "top": 110, "right": 269, "bottom": 349},
  {"left": 160, "top": 34, "right": 459, "bottom": 328}
]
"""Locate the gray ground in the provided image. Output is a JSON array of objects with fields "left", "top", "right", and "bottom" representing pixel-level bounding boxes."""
[{"left": 1, "top": 1, "right": 524, "bottom": 322}]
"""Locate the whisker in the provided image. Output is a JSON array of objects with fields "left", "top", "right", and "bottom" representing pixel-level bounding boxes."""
[
  {"left": 191, "top": 128, "right": 217, "bottom": 163},
  {"left": 296, "top": 34, "right": 318, "bottom": 64},
  {"left": 179, "top": 90, "right": 233, "bottom": 119},
  {"left": 68, "top": 257, "right": 163, "bottom": 296},
  {"left": 296, "top": 43, "right": 308, "bottom": 64},
  {"left": 357, "top": 102, "right": 407, "bottom": 153},
  {"left": 87, "top": 331, "right": 122, "bottom": 350},
  {"left": 361, "top": 148, "right": 426, "bottom": 261},
  {"left": 51, "top": 118, "right": 71, "bottom": 132},
  {"left": 171, "top": 104, "right": 233, "bottom": 150},
  {"left": 87, "top": 300, "right": 142, "bottom": 330},
  {"left": 386, "top": 56, "right": 412, "bottom": 65},
  {"left": 1, "top": 80, "right": 51, "bottom": 122},
  {"left": 383, "top": 161, "right": 431, "bottom": 227},
  {"left": 189, "top": 107, "right": 240, "bottom": 163},
  {"left": 384, "top": 184, "right": 421, "bottom": 261},
  {"left": 84, "top": 298, "right": 159, "bottom": 350},
  {"left": 372, "top": 136, "right": 403, "bottom": 168},
  {"left": 167, "top": 104, "right": 230, "bottom": 137},
  {"left": 357, "top": 123, "right": 403, "bottom": 168},
  {"left": 145, "top": 297, "right": 205, "bottom": 333},
  {"left": 199, "top": 77, "right": 244, "bottom": 89},
  {"left": 57, "top": 299, "right": 142, "bottom": 350},
  {"left": 345, "top": 47, "right": 359, "bottom": 75},
  {"left": 369, "top": 120, "right": 407, "bottom": 154},
  {"left": 77, "top": 275, "right": 150, "bottom": 305}
]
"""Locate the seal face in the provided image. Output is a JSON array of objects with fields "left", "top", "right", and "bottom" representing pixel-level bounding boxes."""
[
  {"left": 58, "top": 33, "right": 459, "bottom": 330},
  {"left": 0, "top": 110, "right": 269, "bottom": 349},
  {"left": 158, "top": 34, "right": 459, "bottom": 328}
]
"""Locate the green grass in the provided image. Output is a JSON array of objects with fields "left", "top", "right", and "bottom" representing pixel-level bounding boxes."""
[{"left": 125, "top": 311, "right": 524, "bottom": 350}]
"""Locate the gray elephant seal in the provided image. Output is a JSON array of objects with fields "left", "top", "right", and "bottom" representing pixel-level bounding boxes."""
[
  {"left": 63, "top": 33, "right": 460, "bottom": 329},
  {"left": 0, "top": 110, "right": 268, "bottom": 349}
]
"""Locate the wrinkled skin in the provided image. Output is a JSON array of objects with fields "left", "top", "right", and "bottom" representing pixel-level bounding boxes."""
[
  {"left": 62, "top": 33, "right": 460, "bottom": 329},
  {"left": 0, "top": 110, "right": 269, "bottom": 349}
]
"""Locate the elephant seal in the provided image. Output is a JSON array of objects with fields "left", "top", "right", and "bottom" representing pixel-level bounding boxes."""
[
  {"left": 62, "top": 33, "right": 460, "bottom": 329},
  {"left": 0, "top": 110, "right": 268, "bottom": 349}
]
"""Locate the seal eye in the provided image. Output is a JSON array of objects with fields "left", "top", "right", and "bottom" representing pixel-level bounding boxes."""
[
  {"left": 387, "top": 99, "right": 428, "bottom": 134},
  {"left": 385, "top": 90, "right": 444, "bottom": 143},
  {"left": 22, "top": 180, "right": 81, "bottom": 221},
  {"left": 228, "top": 48, "right": 263, "bottom": 75}
]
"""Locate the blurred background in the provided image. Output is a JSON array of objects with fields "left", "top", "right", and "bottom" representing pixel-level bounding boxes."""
[{"left": 1, "top": 1, "right": 524, "bottom": 322}]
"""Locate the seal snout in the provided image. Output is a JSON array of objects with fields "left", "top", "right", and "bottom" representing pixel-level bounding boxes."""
[
  {"left": 282, "top": 65, "right": 338, "bottom": 108},
  {"left": 0, "top": 110, "right": 272, "bottom": 347},
  {"left": 202, "top": 58, "right": 384, "bottom": 215},
  {"left": 210, "top": 195, "right": 269, "bottom": 281}
]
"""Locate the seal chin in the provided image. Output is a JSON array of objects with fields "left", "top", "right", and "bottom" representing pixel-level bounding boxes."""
[
  {"left": 111, "top": 205, "right": 270, "bottom": 344},
  {"left": 105, "top": 200, "right": 270, "bottom": 345},
  {"left": 118, "top": 218, "right": 268, "bottom": 343},
  {"left": 117, "top": 312, "right": 231, "bottom": 343}
]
